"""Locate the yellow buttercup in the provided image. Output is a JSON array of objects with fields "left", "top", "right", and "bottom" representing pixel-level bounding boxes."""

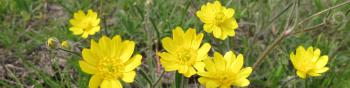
[
  {"left": 196, "top": 1, "right": 238, "bottom": 40},
  {"left": 79, "top": 35, "right": 142, "bottom": 88},
  {"left": 69, "top": 10, "right": 100, "bottom": 38},
  {"left": 158, "top": 27, "right": 211, "bottom": 77},
  {"left": 290, "top": 46, "right": 329, "bottom": 79},
  {"left": 198, "top": 51, "right": 252, "bottom": 88}
]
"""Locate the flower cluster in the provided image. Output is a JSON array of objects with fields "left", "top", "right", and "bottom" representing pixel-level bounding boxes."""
[{"left": 45, "top": 1, "right": 330, "bottom": 88}]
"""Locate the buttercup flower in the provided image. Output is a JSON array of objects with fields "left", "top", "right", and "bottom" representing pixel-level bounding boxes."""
[
  {"left": 290, "top": 46, "right": 329, "bottom": 79},
  {"left": 79, "top": 35, "right": 142, "bottom": 88},
  {"left": 196, "top": 1, "right": 238, "bottom": 40},
  {"left": 69, "top": 9, "right": 100, "bottom": 38},
  {"left": 198, "top": 51, "right": 252, "bottom": 88},
  {"left": 158, "top": 27, "right": 211, "bottom": 77}
]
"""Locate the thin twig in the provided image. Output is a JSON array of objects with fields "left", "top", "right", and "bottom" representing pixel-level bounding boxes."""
[
  {"left": 292, "top": 22, "right": 326, "bottom": 35},
  {"left": 252, "top": 1, "right": 350, "bottom": 69},
  {"left": 56, "top": 48, "right": 81, "bottom": 57},
  {"left": 297, "top": 1, "right": 350, "bottom": 26}
]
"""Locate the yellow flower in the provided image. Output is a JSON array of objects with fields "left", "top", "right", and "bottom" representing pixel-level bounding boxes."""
[
  {"left": 290, "top": 46, "right": 329, "bottom": 79},
  {"left": 47, "top": 37, "right": 58, "bottom": 49},
  {"left": 69, "top": 9, "right": 100, "bottom": 38},
  {"left": 61, "top": 40, "right": 70, "bottom": 49},
  {"left": 198, "top": 51, "right": 252, "bottom": 88},
  {"left": 158, "top": 27, "right": 211, "bottom": 77},
  {"left": 196, "top": 1, "right": 238, "bottom": 40},
  {"left": 79, "top": 35, "right": 142, "bottom": 88}
]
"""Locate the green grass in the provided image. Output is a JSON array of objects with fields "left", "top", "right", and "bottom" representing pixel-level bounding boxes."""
[{"left": 0, "top": 0, "right": 349, "bottom": 87}]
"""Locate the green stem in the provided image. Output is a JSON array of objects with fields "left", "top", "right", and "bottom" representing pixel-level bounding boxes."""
[
  {"left": 181, "top": 75, "right": 189, "bottom": 88},
  {"left": 139, "top": 69, "right": 153, "bottom": 87},
  {"left": 152, "top": 70, "right": 166, "bottom": 87},
  {"left": 305, "top": 78, "right": 308, "bottom": 88}
]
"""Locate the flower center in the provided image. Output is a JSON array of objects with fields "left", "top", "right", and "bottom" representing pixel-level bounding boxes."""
[
  {"left": 218, "top": 73, "right": 235, "bottom": 86},
  {"left": 97, "top": 57, "right": 124, "bottom": 80},
  {"left": 215, "top": 11, "right": 225, "bottom": 22},
  {"left": 82, "top": 19, "right": 95, "bottom": 31},
  {"left": 177, "top": 48, "right": 197, "bottom": 66},
  {"left": 300, "top": 62, "right": 315, "bottom": 73}
]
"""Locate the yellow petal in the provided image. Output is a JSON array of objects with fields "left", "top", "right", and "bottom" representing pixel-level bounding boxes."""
[
  {"left": 223, "top": 51, "right": 235, "bottom": 66},
  {"left": 197, "top": 71, "right": 212, "bottom": 77},
  {"left": 307, "top": 72, "right": 321, "bottom": 77},
  {"left": 161, "top": 37, "right": 176, "bottom": 53},
  {"left": 191, "top": 32, "right": 204, "bottom": 49},
  {"left": 79, "top": 61, "right": 97, "bottom": 74},
  {"left": 213, "top": 52, "right": 225, "bottom": 71},
  {"left": 221, "top": 19, "right": 237, "bottom": 36},
  {"left": 172, "top": 27, "right": 185, "bottom": 44},
  {"left": 224, "top": 8, "right": 234, "bottom": 19},
  {"left": 212, "top": 26, "right": 222, "bottom": 38},
  {"left": 290, "top": 52, "right": 298, "bottom": 68},
  {"left": 82, "top": 49, "right": 98, "bottom": 65},
  {"left": 74, "top": 10, "right": 85, "bottom": 19},
  {"left": 198, "top": 77, "right": 209, "bottom": 86},
  {"left": 120, "top": 40, "right": 135, "bottom": 63},
  {"left": 69, "top": 19, "right": 78, "bottom": 26},
  {"left": 98, "top": 36, "right": 110, "bottom": 53},
  {"left": 69, "top": 27, "right": 83, "bottom": 35},
  {"left": 82, "top": 32, "right": 89, "bottom": 38},
  {"left": 203, "top": 24, "right": 214, "bottom": 33},
  {"left": 312, "top": 49, "right": 321, "bottom": 62},
  {"left": 203, "top": 58, "right": 216, "bottom": 72},
  {"left": 89, "top": 74, "right": 103, "bottom": 88},
  {"left": 194, "top": 62, "right": 205, "bottom": 72},
  {"left": 87, "top": 9, "right": 97, "bottom": 19},
  {"left": 100, "top": 79, "right": 122, "bottom": 88},
  {"left": 122, "top": 71, "right": 136, "bottom": 83},
  {"left": 297, "top": 71, "right": 306, "bottom": 79},
  {"left": 232, "top": 78, "right": 250, "bottom": 87},
  {"left": 206, "top": 79, "right": 220, "bottom": 88},
  {"left": 219, "top": 34, "right": 227, "bottom": 40},
  {"left": 197, "top": 43, "right": 211, "bottom": 59},
  {"left": 93, "top": 18, "right": 101, "bottom": 26},
  {"left": 315, "top": 56, "right": 328, "bottom": 68},
  {"left": 160, "top": 59, "right": 179, "bottom": 71},
  {"left": 124, "top": 54, "right": 142, "bottom": 72},
  {"left": 230, "top": 54, "right": 243, "bottom": 73},
  {"left": 184, "top": 67, "right": 196, "bottom": 77},
  {"left": 88, "top": 26, "right": 100, "bottom": 35},
  {"left": 158, "top": 52, "right": 180, "bottom": 71},
  {"left": 238, "top": 67, "right": 252, "bottom": 78},
  {"left": 90, "top": 40, "right": 103, "bottom": 57},
  {"left": 183, "top": 28, "right": 196, "bottom": 48},
  {"left": 296, "top": 46, "right": 306, "bottom": 63},
  {"left": 111, "top": 35, "right": 122, "bottom": 58},
  {"left": 311, "top": 67, "right": 329, "bottom": 74},
  {"left": 179, "top": 65, "right": 189, "bottom": 77}
]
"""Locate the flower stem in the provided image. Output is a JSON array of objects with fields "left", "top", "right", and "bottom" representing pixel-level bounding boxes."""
[
  {"left": 56, "top": 48, "right": 81, "bottom": 57},
  {"left": 305, "top": 78, "right": 308, "bottom": 88},
  {"left": 181, "top": 75, "right": 189, "bottom": 88}
]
